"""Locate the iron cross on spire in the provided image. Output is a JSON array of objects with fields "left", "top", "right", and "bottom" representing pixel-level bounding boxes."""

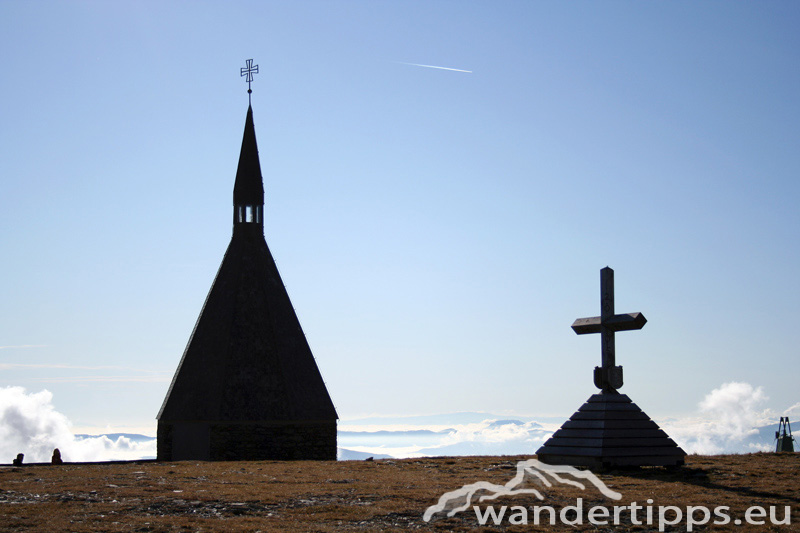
[
  {"left": 571, "top": 267, "right": 647, "bottom": 393},
  {"left": 240, "top": 58, "right": 259, "bottom": 104}
]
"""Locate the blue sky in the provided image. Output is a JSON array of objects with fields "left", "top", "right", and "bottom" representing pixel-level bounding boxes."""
[{"left": 1, "top": 1, "right": 798, "bottom": 436}]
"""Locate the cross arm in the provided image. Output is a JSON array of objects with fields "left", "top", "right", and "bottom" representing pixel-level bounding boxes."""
[{"left": 571, "top": 312, "right": 647, "bottom": 334}]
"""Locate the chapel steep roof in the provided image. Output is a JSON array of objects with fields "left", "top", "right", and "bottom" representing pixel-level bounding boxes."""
[{"left": 157, "top": 104, "right": 337, "bottom": 424}]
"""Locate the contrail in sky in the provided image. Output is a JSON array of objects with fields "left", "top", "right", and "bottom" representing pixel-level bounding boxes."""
[
  {"left": 397, "top": 61, "right": 472, "bottom": 73},
  {"left": 0, "top": 345, "right": 47, "bottom": 350},
  {"left": 0, "top": 363, "right": 167, "bottom": 373}
]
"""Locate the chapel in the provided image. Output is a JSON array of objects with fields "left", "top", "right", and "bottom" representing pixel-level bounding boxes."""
[{"left": 157, "top": 91, "right": 337, "bottom": 461}]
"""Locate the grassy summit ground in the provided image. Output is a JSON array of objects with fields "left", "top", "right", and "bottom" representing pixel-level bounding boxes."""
[{"left": 1, "top": 454, "right": 798, "bottom": 532}]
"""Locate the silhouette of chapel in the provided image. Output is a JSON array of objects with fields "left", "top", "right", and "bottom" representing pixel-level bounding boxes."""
[{"left": 157, "top": 103, "right": 337, "bottom": 461}]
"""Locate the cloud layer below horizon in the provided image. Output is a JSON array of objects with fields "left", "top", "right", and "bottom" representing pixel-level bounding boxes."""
[
  {"left": 342, "top": 382, "right": 784, "bottom": 458},
  {"left": 0, "top": 382, "right": 789, "bottom": 463}
]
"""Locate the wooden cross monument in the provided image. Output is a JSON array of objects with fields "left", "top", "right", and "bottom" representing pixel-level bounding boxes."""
[
  {"left": 571, "top": 267, "right": 647, "bottom": 393},
  {"left": 535, "top": 266, "right": 686, "bottom": 468}
]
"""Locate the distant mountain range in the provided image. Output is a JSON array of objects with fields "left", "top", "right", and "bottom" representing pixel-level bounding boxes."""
[
  {"left": 337, "top": 449, "right": 393, "bottom": 461},
  {"left": 75, "top": 413, "right": 791, "bottom": 460},
  {"left": 75, "top": 433, "right": 155, "bottom": 442},
  {"left": 342, "top": 411, "right": 560, "bottom": 426}
]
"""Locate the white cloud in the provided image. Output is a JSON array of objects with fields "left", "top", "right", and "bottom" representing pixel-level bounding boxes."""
[
  {"left": 783, "top": 402, "right": 800, "bottom": 417},
  {"left": 699, "top": 382, "right": 769, "bottom": 437},
  {"left": 660, "top": 382, "right": 771, "bottom": 454},
  {"left": 0, "top": 386, "right": 155, "bottom": 463},
  {"left": 438, "top": 420, "right": 548, "bottom": 446},
  {"left": 340, "top": 419, "right": 554, "bottom": 459}
]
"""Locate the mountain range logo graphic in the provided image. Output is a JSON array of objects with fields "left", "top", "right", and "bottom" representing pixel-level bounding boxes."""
[{"left": 423, "top": 459, "right": 622, "bottom": 522}]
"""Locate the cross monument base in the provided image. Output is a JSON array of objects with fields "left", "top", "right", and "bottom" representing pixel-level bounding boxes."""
[{"left": 536, "top": 392, "right": 686, "bottom": 469}]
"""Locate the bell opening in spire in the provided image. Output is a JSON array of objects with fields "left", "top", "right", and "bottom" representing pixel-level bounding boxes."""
[{"left": 235, "top": 205, "right": 262, "bottom": 224}]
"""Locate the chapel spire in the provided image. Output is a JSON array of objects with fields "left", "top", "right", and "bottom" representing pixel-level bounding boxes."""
[{"left": 232, "top": 105, "right": 265, "bottom": 228}]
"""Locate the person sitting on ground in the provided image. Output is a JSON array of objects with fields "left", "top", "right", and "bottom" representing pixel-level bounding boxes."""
[
  {"left": 12, "top": 453, "right": 24, "bottom": 466},
  {"left": 51, "top": 448, "right": 63, "bottom": 465}
]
